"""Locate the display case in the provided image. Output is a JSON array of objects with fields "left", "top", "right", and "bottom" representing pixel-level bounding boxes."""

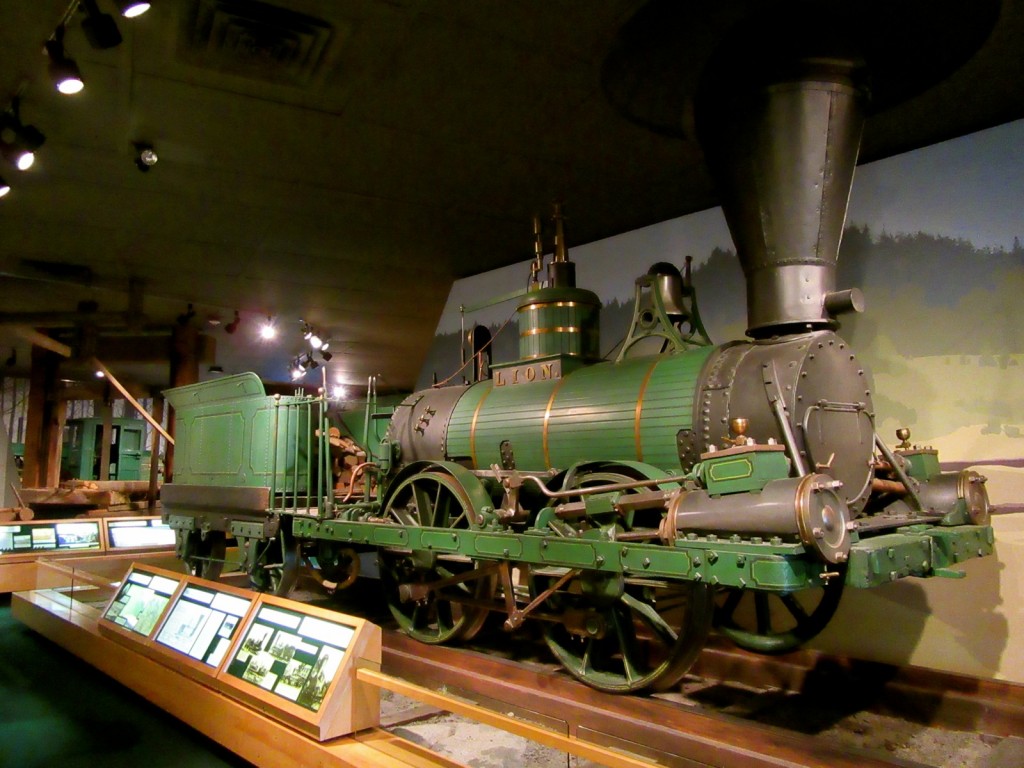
[
  {"left": 0, "top": 517, "right": 176, "bottom": 594},
  {"left": 150, "top": 578, "right": 255, "bottom": 679},
  {"left": 100, "top": 566, "right": 182, "bottom": 639},
  {"left": 104, "top": 517, "right": 176, "bottom": 551},
  {"left": 95, "top": 563, "right": 380, "bottom": 741},
  {"left": 0, "top": 519, "right": 102, "bottom": 555},
  {"left": 218, "top": 593, "right": 380, "bottom": 740}
]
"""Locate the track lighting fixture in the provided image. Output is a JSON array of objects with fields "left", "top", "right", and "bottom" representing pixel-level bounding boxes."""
[
  {"left": 80, "top": 0, "right": 123, "bottom": 50},
  {"left": 0, "top": 176, "right": 9, "bottom": 198},
  {"left": 116, "top": 1, "right": 151, "bottom": 18},
  {"left": 290, "top": 351, "right": 321, "bottom": 380},
  {"left": 45, "top": 26, "right": 84, "bottom": 95},
  {"left": 0, "top": 100, "right": 45, "bottom": 172},
  {"left": 225, "top": 310, "right": 240, "bottom": 334}
]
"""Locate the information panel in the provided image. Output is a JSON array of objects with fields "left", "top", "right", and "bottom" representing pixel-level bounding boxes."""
[
  {"left": 102, "top": 569, "right": 180, "bottom": 636},
  {"left": 106, "top": 518, "right": 176, "bottom": 550},
  {"left": 225, "top": 603, "right": 356, "bottom": 713},
  {"left": 155, "top": 584, "right": 251, "bottom": 668},
  {"left": 0, "top": 521, "right": 101, "bottom": 555}
]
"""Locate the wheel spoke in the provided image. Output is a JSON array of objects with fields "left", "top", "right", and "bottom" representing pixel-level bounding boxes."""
[
  {"left": 610, "top": 608, "right": 641, "bottom": 685},
  {"left": 754, "top": 592, "right": 772, "bottom": 636},
  {"left": 719, "top": 589, "right": 743, "bottom": 623},
  {"left": 780, "top": 593, "right": 810, "bottom": 624},
  {"left": 412, "top": 483, "right": 433, "bottom": 526},
  {"left": 621, "top": 592, "right": 678, "bottom": 647}
]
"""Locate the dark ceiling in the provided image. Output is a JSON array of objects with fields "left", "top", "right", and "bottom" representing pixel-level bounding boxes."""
[{"left": 0, "top": 0, "right": 1022, "bottom": 394}]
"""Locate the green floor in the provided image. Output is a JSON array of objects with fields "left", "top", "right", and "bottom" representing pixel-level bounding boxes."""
[{"left": 0, "top": 594, "right": 254, "bottom": 768}]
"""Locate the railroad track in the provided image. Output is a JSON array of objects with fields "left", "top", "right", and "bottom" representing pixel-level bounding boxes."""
[{"left": 379, "top": 629, "right": 1024, "bottom": 768}]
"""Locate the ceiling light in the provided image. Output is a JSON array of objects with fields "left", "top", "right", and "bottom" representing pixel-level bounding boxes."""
[
  {"left": 291, "top": 365, "right": 304, "bottom": 380},
  {"left": 1, "top": 101, "right": 45, "bottom": 172},
  {"left": 332, "top": 385, "right": 346, "bottom": 399},
  {"left": 320, "top": 350, "right": 333, "bottom": 362},
  {"left": 134, "top": 142, "right": 157, "bottom": 171},
  {"left": 1, "top": 143, "right": 34, "bottom": 171},
  {"left": 302, "top": 322, "right": 313, "bottom": 340},
  {"left": 95, "top": 370, "right": 105, "bottom": 378},
  {"left": 259, "top": 317, "right": 277, "bottom": 340},
  {"left": 45, "top": 27, "right": 84, "bottom": 95},
  {"left": 80, "top": 0, "right": 123, "bottom": 49},
  {"left": 116, "top": 1, "right": 151, "bottom": 18},
  {"left": 309, "top": 334, "right": 323, "bottom": 350},
  {"left": 0, "top": 177, "right": 9, "bottom": 198}
]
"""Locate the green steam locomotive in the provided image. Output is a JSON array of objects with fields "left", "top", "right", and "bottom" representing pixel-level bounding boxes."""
[{"left": 161, "top": 55, "right": 995, "bottom": 693}]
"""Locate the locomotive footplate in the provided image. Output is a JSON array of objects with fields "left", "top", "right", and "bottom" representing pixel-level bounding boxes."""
[
  {"left": 294, "top": 517, "right": 835, "bottom": 592},
  {"left": 292, "top": 517, "right": 996, "bottom": 592},
  {"left": 845, "top": 524, "right": 996, "bottom": 588}
]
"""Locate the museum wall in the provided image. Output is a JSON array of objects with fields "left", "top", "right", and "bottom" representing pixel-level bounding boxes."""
[{"left": 420, "top": 118, "right": 1024, "bottom": 683}]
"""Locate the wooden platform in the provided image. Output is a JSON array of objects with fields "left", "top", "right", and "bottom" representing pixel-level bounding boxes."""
[{"left": 12, "top": 587, "right": 464, "bottom": 768}]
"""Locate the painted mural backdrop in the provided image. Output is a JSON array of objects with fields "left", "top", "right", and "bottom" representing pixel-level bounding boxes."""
[{"left": 420, "top": 120, "right": 1024, "bottom": 465}]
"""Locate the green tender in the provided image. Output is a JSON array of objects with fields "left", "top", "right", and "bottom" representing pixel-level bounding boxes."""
[{"left": 164, "top": 372, "right": 315, "bottom": 491}]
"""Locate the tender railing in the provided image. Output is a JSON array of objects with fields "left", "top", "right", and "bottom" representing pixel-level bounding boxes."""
[{"left": 267, "top": 391, "right": 333, "bottom": 516}]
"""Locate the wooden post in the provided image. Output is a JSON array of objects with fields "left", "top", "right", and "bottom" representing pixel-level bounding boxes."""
[
  {"left": 22, "top": 346, "right": 62, "bottom": 488},
  {"left": 147, "top": 395, "right": 164, "bottom": 510},
  {"left": 166, "top": 323, "right": 199, "bottom": 483},
  {"left": 97, "top": 395, "right": 113, "bottom": 482}
]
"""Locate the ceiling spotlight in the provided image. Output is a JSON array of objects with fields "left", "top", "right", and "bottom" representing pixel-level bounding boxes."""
[
  {"left": 1, "top": 101, "right": 45, "bottom": 172},
  {"left": 259, "top": 317, "right": 277, "bottom": 340},
  {"left": 225, "top": 310, "right": 240, "bottom": 334},
  {"left": 302, "top": 322, "right": 313, "bottom": 341},
  {"left": 290, "top": 365, "right": 304, "bottom": 381},
  {"left": 134, "top": 142, "right": 158, "bottom": 172},
  {"left": 0, "top": 177, "right": 9, "bottom": 198},
  {"left": 331, "top": 385, "right": 346, "bottom": 400},
  {"left": 2, "top": 145, "right": 34, "bottom": 171},
  {"left": 80, "top": 0, "right": 123, "bottom": 49},
  {"left": 94, "top": 370, "right": 105, "bottom": 378},
  {"left": 309, "top": 334, "right": 323, "bottom": 350},
  {"left": 45, "top": 27, "right": 84, "bottom": 95},
  {"left": 320, "top": 341, "right": 330, "bottom": 351},
  {"left": 320, "top": 350, "right": 333, "bottom": 362},
  {"left": 116, "top": 1, "right": 151, "bottom": 18}
]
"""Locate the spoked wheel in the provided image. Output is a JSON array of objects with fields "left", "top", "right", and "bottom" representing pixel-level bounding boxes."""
[
  {"left": 181, "top": 530, "right": 227, "bottom": 581},
  {"left": 713, "top": 570, "right": 846, "bottom": 654},
  {"left": 248, "top": 532, "right": 302, "bottom": 597},
  {"left": 539, "top": 574, "right": 714, "bottom": 694},
  {"left": 380, "top": 469, "right": 494, "bottom": 644}
]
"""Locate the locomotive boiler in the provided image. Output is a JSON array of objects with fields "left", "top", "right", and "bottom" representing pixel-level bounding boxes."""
[{"left": 162, "top": 28, "right": 996, "bottom": 693}]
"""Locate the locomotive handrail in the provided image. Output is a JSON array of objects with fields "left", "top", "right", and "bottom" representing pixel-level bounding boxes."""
[
  {"left": 518, "top": 471, "right": 692, "bottom": 499},
  {"left": 874, "top": 433, "right": 926, "bottom": 513}
]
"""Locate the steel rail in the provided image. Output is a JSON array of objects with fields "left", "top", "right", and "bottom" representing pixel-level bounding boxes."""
[{"left": 380, "top": 630, "right": 926, "bottom": 768}]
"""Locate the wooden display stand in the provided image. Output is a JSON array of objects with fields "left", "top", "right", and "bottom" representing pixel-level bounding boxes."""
[
  {"left": 0, "top": 516, "right": 175, "bottom": 593},
  {"left": 12, "top": 559, "right": 455, "bottom": 768},
  {"left": 217, "top": 593, "right": 381, "bottom": 739},
  {"left": 96, "top": 564, "right": 381, "bottom": 741}
]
